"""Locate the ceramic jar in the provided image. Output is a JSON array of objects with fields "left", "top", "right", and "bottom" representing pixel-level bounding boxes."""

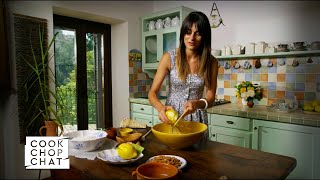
[
  {"left": 245, "top": 43, "right": 255, "bottom": 55},
  {"left": 225, "top": 46, "right": 232, "bottom": 56},
  {"left": 232, "top": 44, "right": 242, "bottom": 55},
  {"left": 255, "top": 41, "right": 268, "bottom": 54}
]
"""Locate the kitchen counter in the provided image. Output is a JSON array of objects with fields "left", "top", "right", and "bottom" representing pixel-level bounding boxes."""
[
  {"left": 50, "top": 128, "right": 296, "bottom": 179},
  {"left": 129, "top": 98, "right": 320, "bottom": 127}
]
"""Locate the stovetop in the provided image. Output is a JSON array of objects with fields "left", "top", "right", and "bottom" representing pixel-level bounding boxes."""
[{"left": 214, "top": 99, "right": 231, "bottom": 106}]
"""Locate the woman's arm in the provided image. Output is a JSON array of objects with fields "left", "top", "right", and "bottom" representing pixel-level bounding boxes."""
[{"left": 148, "top": 52, "right": 172, "bottom": 124}]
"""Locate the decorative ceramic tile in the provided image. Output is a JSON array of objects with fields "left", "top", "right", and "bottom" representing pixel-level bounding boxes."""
[
  {"left": 277, "top": 74, "right": 286, "bottom": 82},
  {"left": 305, "top": 83, "right": 316, "bottom": 92},
  {"left": 276, "top": 82, "right": 286, "bottom": 91},
  {"left": 224, "top": 74, "right": 231, "bottom": 80},
  {"left": 304, "top": 92, "right": 316, "bottom": 101},
  {"left": 245, "top": 74, "right": 252, "bottom": 81},
  {"left": 268, "top": 74, "right": 277, "bottom": 82},
  {"left": 253, "top": 74, "right": 260, "bottom": 81},
  {"left": 268, "top": 82, "right": 276, "bottom": 90},
  {"left": 295, "top": 83, "right": 305, "bottom": 91},
  {"left": 286, "top": 83, "right": 295, "bottom": 91}
]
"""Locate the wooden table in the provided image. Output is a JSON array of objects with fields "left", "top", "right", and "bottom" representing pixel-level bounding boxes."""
[{"left": 51, "top": 128, "right": 296, "bottom": 179}]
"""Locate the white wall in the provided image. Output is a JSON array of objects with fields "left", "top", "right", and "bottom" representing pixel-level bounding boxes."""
[
  {"left": 153, "top": 1, "right": 320, "bottom": 50},
  {"left": 3, "top": 1, "right": 320, "bottom": 179}
]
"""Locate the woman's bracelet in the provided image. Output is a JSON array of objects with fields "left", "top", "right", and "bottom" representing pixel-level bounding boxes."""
[{"left": 199, "top": 98, "right": 208, "bottom": 110}]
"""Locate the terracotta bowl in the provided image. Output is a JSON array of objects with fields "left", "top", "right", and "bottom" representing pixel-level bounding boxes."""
[
  {"left": 152, "top": 121, "right": 207, "bottom": 149},
  {"left": 132, "top": 162, "right": 179, "bottom": 180}
]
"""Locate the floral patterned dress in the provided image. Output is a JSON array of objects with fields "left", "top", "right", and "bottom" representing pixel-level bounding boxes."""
[{"left": 165, "top": 50, "right": 208, "bottom": 125}]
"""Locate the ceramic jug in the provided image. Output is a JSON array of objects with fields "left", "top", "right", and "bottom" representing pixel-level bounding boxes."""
[
  {"left": 234, "top": 61, "right": 240, "bottom": 69},
  {"left": 39, "top": 121, "right": 59, "bottom": 136},
  {"left": 146, "top": 20, "right": 155, "bottom": 31},
  {"left": 171, "top": 16, "right": 180, "bottom": 27},
  {"left": 155, "top": 19, "right": 163, "bottom": 30},
  {"left": 224, "top": 61, "right": 231, "bottom": 69},
  {"left": 163, "top": 17, "right": 171, "bottom": 28}
]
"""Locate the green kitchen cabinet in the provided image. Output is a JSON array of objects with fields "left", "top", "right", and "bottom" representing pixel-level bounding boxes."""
[
  {"left": 208, "top": 114, "right": 253, "bottom": 148},
  {"left": 141, "top": 6, "right": 195, "bottom": 77},
  {"left": 130, "top": 102, "right": 161, "bottom": 126},
  {"left": 252, "top": 120, "right": 320, "bottom": 179}
]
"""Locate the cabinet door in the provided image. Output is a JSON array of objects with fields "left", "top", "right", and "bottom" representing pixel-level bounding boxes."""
[
  {"left": 252, "top": 120, "right": 320, "bottom": 179},
  {"left": 131, "top": 112, "right": 153, "bottom": 127},
  {"left": 210, "top": 126, "right": 251, "bottom": 148}
]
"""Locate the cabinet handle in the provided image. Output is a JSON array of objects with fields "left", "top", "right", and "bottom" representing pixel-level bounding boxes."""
[
  {"left": 212, "top": 134, "right": 215, "bottom": 137},
  {"left": 140, "top": 108, "right": 144, "bottom": 111},
  {"left": 226, "top": 121, "right": 234, "bottom": 124},
  {"left": 254, "top": 127, "right": 257, "bottom": 130}
]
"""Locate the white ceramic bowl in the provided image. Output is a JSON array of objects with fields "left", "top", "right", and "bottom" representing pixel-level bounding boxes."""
[{"left": 64, "top": 130, "right": 108, "bottom": 151}]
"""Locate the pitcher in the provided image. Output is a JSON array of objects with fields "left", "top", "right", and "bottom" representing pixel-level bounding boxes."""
[
  {"left": 155, "top": 19, "right": 163, "bottom": 30},
  {"left": 39, "top": 120, "right": 61, "bottom": 136},
  {"left": 163, "top": 17, "right": 171, "bottom": 28},
  {"left": 146, "top": 20, "right": 155, "bottom": 31}
]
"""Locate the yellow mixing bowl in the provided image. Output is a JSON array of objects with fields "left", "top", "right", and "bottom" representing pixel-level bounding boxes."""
[{"left": 151, "top": 121, "right": 208, "bottom": 149}]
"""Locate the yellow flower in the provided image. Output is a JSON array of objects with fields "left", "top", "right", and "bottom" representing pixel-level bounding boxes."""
[
  {"left": 235, "top": 91, "right": 240, "bottom": 97},
  {"left": 240, "top": 87, "right": 247, "bottom": 93},
  {"left": 247, "top": 87, "right": 254, "bottom": 91}
]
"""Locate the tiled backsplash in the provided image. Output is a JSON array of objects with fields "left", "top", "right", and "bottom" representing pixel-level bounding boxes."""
[
  {"left": 217, "top": 56, "right": 320, "bottom": 106},
  {"left": 129, "top": 55, "right": 320, "bottom": 106}
]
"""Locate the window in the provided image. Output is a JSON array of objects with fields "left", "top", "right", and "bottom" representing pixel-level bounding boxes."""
[{"left": 53, "top": 15, "right": 112, "bottom": 133}]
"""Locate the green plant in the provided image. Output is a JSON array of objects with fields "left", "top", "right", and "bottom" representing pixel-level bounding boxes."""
[
  {"left": 22, "top": 26, "right": 64, "bottom": 134},
  {"left": 234, "top": 81, "right": 262, "bottom": 102}
]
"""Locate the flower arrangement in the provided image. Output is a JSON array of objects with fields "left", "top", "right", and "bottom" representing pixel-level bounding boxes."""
[{"left": 235, "top": 81, "right": 262, "bottom": 102}]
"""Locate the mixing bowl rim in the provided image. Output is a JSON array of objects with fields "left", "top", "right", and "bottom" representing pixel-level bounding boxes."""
[{"left": 151, "top": 122, "right": 207, "bottom": 136}]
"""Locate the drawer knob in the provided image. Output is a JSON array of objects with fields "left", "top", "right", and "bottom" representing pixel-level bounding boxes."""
[
  {"left": 254, "top": 127, "right": 257, "bottom": 130},
  {"left": 212, "top": 134, "right": 216, "bottom": 137},
  {"left": 140, "top": 108, "right": 144, "bottom": 111},
  {"left": 226, "top": 121, "right": 234, "bottom": 124}
]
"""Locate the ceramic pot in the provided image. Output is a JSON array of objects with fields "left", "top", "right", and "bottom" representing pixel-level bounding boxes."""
[
  {"left": 146, "top": 21, "right": 155, "bottom": 31},
  {"left": 39, "top": 120, "right": 59, "bottom": 136},
  {"left": 247, "top": 101, "right": 254, "bottom": 108},
  {"left": 106, "top": 127, "right": 117, "bottom": 140},
  {"left": 242, "top": 98, "right": 248, "bottom": 105}
]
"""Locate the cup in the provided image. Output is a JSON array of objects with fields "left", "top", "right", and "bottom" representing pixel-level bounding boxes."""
[
  {"left": 132, "top": 162, "right": 179, "bottom": 180},
  {"left": 106, "top": 127, "right": 117, "bottom": 140}
]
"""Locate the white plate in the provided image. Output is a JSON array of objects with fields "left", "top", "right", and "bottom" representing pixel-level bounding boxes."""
[
  {"left": 146, "top": 38, "right": 157, "bottom": 54},
  {"left": 147, "top": 155, "right": 187, "bottom": 169},
  {"left": 97, "top": 148, "right": 143, "bottom": 164}
]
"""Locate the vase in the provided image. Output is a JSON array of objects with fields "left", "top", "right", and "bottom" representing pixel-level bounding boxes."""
[
  {"left": 242, "top": 98, "right": 248, "bottom": 105},
  {"left": 247, "top": 101, "right": 254, "bottom": 108},
  {"left": 39, "top": 120, "right": 59, "bottom": 136}
]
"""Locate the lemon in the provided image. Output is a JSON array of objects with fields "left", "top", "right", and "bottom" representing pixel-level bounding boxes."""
[
  {"left": 117, "top": 143, "right": 137, "bottom": 160},
  {"left": 304, "top": 103, "right": 314, "bottom": 111},
  {"left": 165, "top": 109, "right": 178, "bottom": 124},
  {"left": 311, "top": 100, "right": 320, "bottom": 107}
]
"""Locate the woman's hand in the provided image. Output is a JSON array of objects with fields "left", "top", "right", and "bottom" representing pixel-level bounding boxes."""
[
  {"left": 183, "top": 100, "right": 197, "bottom": 115},
  {"left": 157, "top": 105, "right": 174, "bottom": 124}
]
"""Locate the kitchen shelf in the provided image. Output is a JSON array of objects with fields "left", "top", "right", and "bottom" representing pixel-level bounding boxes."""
[{"left": 215, "top": 50, "right": 320, "bottom": 60}]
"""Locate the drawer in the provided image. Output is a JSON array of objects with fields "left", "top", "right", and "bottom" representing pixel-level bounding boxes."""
[
  {"left": 131, "top": 103, "right": 153, "bottom": 115},
  {"left": 209, "top": 114, "right": 252, "bottom": 131},
  {"left": 154, "top": 108, "right": 158, "bottom": 116}
]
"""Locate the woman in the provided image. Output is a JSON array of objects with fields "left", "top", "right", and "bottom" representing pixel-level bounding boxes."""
[{"left": 148, "top": 11, "right": 218, "bottom": 125}]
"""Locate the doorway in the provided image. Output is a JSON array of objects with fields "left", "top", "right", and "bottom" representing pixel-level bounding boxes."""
[{"left": 53, "top": 15, "right": 112, "bottom": 133}]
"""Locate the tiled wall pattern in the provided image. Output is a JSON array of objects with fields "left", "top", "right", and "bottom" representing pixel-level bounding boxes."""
[
  {"left": 130, "top": 54, "right": 320, "bottom": 107},
  {"left": 129, "top": 58, "right": 168, "bottom": 98},
  {"left": 129, "top": 59, "right": 152, "bottom": 98},
  {"left": 216, "top": 56, "right": 320, "bottom": 106}
]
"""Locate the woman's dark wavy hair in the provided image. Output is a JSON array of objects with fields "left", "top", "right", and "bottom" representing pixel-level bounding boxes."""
[{"left": 176, "top": 11, "right": 213, "bottom": 88}]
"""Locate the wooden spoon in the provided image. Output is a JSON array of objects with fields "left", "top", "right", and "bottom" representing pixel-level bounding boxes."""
[{"left": 173, "top": 110, "right": 188, "bottom": 127}]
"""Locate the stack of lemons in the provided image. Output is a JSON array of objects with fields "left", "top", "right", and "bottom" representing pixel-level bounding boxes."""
[
  {"left": 304, "top": 100, "right": 320, "bottom": 112},
  {"left": 117, "top": 142, "right": 144, "bottom": 160}
]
